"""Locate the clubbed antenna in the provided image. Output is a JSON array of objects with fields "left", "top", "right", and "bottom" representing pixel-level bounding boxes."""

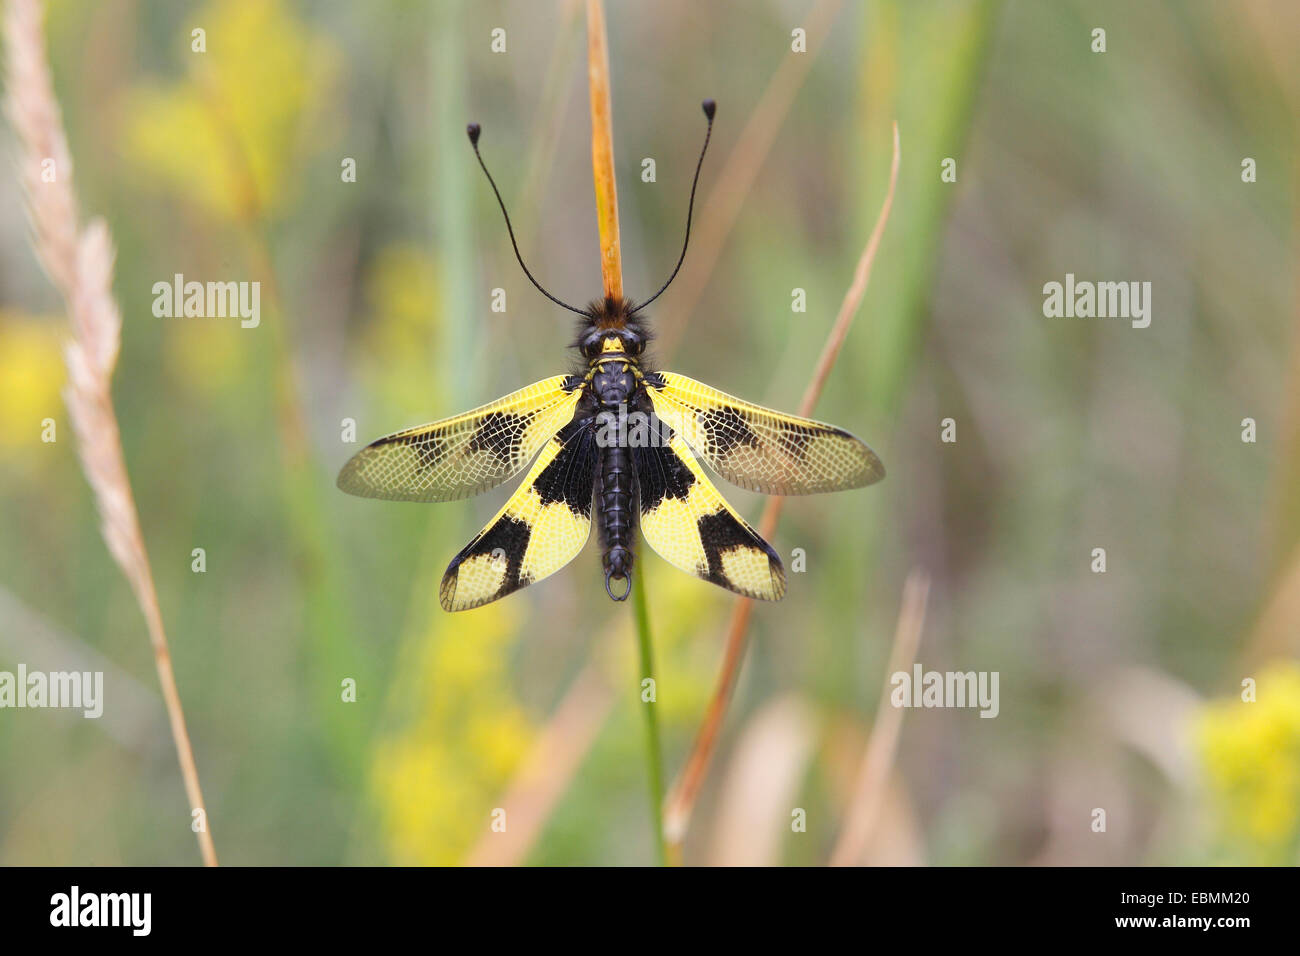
[{"left": 629, "top": 99, "right": 716, "bottom": 315}]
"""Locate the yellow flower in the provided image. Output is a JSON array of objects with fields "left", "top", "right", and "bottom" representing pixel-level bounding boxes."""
[
  {"left": 0, "top": 313, "right": 64, "bottom": 457},
  {"left": 1195, "top": 662, "right": 1300, "bottom": 863},
  {"left": 124, "top": 0, "right": 339, "bottom": 221},
  {"left": 370, "top": 601, "right": 536, "bottom": 865},
  {"left": 359, "top": 243, "right": 445, "bottom": 414}
]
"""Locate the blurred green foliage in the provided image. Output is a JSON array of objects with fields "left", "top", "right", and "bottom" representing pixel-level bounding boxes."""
[{"left": 0, "top": 0, "right": 1296, "bottom": 865}]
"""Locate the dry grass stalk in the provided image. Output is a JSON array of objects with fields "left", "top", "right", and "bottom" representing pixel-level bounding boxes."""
[
  {"left": 829, "top": 568, "right": 929, "bottom": 866},
  {"left": 655, "top": 0, "right": 845, "bottom": 359},
  {"left": 664, "top": 122, "right": 902, "bottom": 850},
  {"left": 3, "top": 0, "right": 217, "bottom": 866},
  {"left": 706, "top": 695, "right": 819, "bottom": 865}
]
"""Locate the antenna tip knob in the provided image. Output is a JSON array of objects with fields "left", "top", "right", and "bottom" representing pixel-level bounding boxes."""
[
  {"left": 466, "top": 122, "right": 481, "bottom": 145},
  {"left": 702, "top": 99, "right": 716, "bottom": 120}
]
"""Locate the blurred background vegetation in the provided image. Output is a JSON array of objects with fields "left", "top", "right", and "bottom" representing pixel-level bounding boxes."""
[{"left": 0, "top": 0, "right": 1296, "bottom": 865}]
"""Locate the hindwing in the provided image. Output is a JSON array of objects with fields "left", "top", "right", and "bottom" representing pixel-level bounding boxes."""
[
  {"left": 439, "top": 418, "right": 598, "bottom": 611},
  {"left": 634, "top": 432, "right": 785, "bottom": 601}
]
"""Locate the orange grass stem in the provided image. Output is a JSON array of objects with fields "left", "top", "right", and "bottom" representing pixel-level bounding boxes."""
[
  {"left": 586, "top": 0, "right": 622, "bottom": 299},
  {"left": 585, "top": 0, "right": 667, "bottom": 864}
]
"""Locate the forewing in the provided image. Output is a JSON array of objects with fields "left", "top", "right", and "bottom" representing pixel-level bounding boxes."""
[
  {"left": 634, "top": 433, "right": 785, "bottom": 601},
  {"left": 439, "top": 419, "right": 597, "bottom": 611},
  {"left": 337, "top": 376, "right": 580, "bottom": 502},
  {"left": 646, "top": 371, "right": 884, "bottom": 495}
]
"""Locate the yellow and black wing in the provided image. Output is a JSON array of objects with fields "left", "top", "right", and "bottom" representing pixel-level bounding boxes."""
[
  {"left": 337, "top": 376, "right": 581, "bottom": 502},
  {"left": 440, "top": 419, "right": 597, "bottom": 611},
  {"left": 645, "top": 372, "right": 884, "bottom": 495},
  {"left": 633, "top": 433, "right": 785, "bottom": 601}
]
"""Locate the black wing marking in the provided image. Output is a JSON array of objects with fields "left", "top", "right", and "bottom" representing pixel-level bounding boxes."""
[
  {"left": 633, "top": 431, "right": 785, "bottom": 601},
  {"left": 646, "top": 371, "right": 884, "bottom": 495},
  {"left": 338, "top": 376, "right": 581, "bottom": 502},
  {"left": 439, "top": 418, "right": 598, "bottom": 611}
]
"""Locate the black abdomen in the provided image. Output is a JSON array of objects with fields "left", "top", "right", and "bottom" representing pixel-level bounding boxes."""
[
  {"left": 598, "top": 435, "right": 635, "bottom": 600},
  {"left": 592, "top": 365, "right": 638, "bottom": 601}
]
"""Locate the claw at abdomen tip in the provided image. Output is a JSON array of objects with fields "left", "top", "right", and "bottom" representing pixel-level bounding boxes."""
[{"left": 604, "top": 567, "right": 632, "bottom": 601}]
